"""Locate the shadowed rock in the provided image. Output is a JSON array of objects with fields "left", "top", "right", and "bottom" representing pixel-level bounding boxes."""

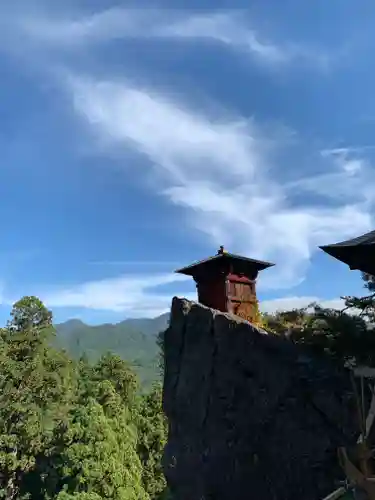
[{"left": 162, "top": 297, "right": 358, "bottom": 500}]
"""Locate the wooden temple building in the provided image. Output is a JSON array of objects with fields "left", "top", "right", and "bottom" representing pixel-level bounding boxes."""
[{"left": 175, "top": 246, "right": 274, "bottom": 324}]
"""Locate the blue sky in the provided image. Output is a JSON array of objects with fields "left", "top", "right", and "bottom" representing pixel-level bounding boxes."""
[{"left": 0, "top": 0, "right": 374, "bottom": 324}]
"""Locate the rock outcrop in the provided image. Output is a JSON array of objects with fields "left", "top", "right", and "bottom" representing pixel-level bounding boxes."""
[{"left": 162, "top": 297, "right": 358, "bottom": 500}]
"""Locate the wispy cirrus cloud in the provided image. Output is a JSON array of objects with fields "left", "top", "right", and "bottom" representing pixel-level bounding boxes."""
[
  {"left": 47, "top": 289, "right": 346, "bottom": 316},
  {"left": 17, "top": 275, "right": 346, "bottom": 316},
  {"left": 18, "top": 8, "right": 331, "bottom": 69},
  {"left": 284, "top": 147, "right": 375, "bottom": 204},
  {"left": 64, "top": 74, "right": 374, "bottom": 291},
  {"left": 321, "top": 145, "right": 375, "bottom": 156},
  {"left": 28, "top": 272, "right": 194, "bottom": 317}
]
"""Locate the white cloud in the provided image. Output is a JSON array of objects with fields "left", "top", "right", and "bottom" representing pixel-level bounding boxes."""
[
  {"left": 69, "top": 76, "right": 259, "bottom": 183},
  {"left": 40, "top": 276, "right": 347, "bottom": 318},
  {"left": 284, "top": 147, "right": 375, "bottom": 205},
  {"left": 260, "top": 296, "right": 346, "bottom": 314},
  {"left": 19, "top": 8, "right": 330, "bottom": 69},
  {"left": 20, "top": 8, "right": 161, "bottom": 45},
  {"left": 154, "top": 12, "right": 290, "bottom": 65},
  {"left": 66, "top": 75, "right": 374, "bottom": 290},
  {"left": 159, "top": 12, "right": 329, "bottom": 68},
  {"left": 27, "top": 267, "right": 345, "bottom": 317},
  {"left": 41, "top": 272, "right": 194, "bottom": 316}
]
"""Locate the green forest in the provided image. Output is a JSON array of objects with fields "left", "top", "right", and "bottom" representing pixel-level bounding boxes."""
[
  {"left": 55, "top": 315, "right": 169, "bottom": 389},
  {"left": 0, "top": 297, "right": 169, "bottom": 500}
]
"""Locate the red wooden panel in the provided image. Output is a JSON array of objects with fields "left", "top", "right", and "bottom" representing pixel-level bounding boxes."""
[
  {"left": 227, "top": 273, "right": 253, "bottom": 284},
  {"left": 196, "top": 278, "right": 227, "bottom": 312},
  {"left": 195, "top": 271, "right": 258, "bottom": 317}
]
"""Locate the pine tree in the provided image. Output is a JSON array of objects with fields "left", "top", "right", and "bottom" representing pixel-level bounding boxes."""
[
  {"left": 136, "top": 384, "right": 167, "bottom": 499},
  {"left": 0, "top": 297, "right": 75, "bottom": 499}
]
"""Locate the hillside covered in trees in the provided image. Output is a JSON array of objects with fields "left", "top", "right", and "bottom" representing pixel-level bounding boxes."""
[{"left": 55, "top": 314, "right": 169, "bottom": 388}]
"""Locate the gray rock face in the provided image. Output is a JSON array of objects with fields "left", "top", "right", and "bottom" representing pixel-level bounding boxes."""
[{"left": 162, "top": 297, "right": 358, "bottom": 500}]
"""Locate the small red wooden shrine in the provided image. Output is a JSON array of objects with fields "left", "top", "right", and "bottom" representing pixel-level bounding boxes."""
[{"left": 175, "top": 246, "right": 274, "bottom": 323}]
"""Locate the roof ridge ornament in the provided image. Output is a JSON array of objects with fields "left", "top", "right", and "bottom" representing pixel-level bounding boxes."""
[{"left": 217, "top": 245, "right": 228, "bottom": 255}]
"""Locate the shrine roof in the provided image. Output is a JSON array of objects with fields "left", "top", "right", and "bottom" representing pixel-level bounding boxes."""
[{"left": 175, "top": 248, "right": 275, "bottom": 277}]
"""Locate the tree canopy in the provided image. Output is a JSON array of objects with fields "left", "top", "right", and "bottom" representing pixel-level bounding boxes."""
[
  {"left": 261, "top": 273, "right": 375, "bottom": 368},
  {"left": 0, "top": 297, "right": 169, "bottom": 500}
]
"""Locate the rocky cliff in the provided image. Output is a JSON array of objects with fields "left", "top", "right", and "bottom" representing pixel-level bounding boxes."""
[{"left": 162, "top": 297, "right": 358, "bottom": 500}]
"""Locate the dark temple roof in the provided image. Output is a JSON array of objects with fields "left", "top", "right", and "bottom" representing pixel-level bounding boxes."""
[
  {"left": 320, "top": 230, "right": 375, "bottom": 249},
  {"left": 175, "top": 249, "right": 275, "bottom": 277},
  {"left": 319, "top": 229, "right": 375, "bottom": 275}
]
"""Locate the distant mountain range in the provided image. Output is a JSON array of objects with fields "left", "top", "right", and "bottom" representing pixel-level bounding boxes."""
[{"left": 55, "top": 313, "right": 170, "bottom": 388}]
